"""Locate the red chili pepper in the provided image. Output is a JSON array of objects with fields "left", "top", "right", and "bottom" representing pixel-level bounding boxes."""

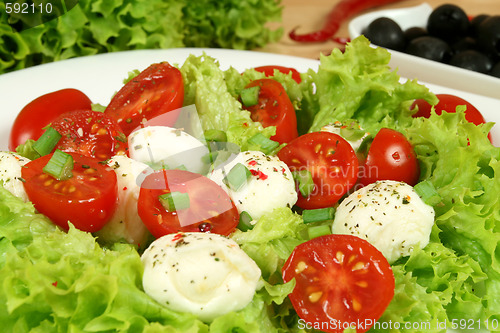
[{"left": 289, "top": 0, "right": 405, "bottom": 43}]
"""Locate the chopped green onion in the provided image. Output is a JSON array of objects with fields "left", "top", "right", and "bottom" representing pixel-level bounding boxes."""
[
  {"left": 292, "top": 169, "right": 314, "bottom": 197},
  {"left": 223, "top": 163, "right": 251, "bottom": 191},
  {"left": 339, "top": 126, "right": 365, "bottom": 141},
  {"left": 202, "top": 151, "right": 219, "bottom": 164},
  {"left": 307, "top": 224, "right": 331, "bottom": 239},
  {"left": 248, "top": 133, "right": 279, "bottom": 154},
  {"left": 240, "top": 86, "right": 261, "bottom": 107},
  {"left": 159, "top": 191, "right": 190, "bottom": 212},
  {"left": 237, "top": 211, "right": 254, "bottom": 231},
  {"left": 204, "top": 129, "right": 227, "bottom": 142},
  {"left": 303, "top": 207, "right": 335, "bottom": 224},
  {"left": 414, "top": 180, "right": 442, "bottom": 206},
  {"left": 43, "top": 149, "right": 74, "bottom": 181},
  {"left": 33, "top": 127, "right": 61, "bottom": 156}
]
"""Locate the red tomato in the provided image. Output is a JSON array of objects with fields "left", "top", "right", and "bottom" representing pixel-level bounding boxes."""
[
  {"left": 253, "top": 65, "right": 302, "bottom": 83},
  {"left": 358, "top": 128, "right": 420, "bottom": 186},
  {"left": 9, "top": 88, "right": 92, "bottom": 151},
  {"left": 244, "top": 78, "right": 298, "bottom": 144},
  {"left": 282, "top": 234, "right": 395, "bottom": 333},
  {"left": 104, "top": 62, "right": 184, "bottom": 136},
  {"left": 411, "top": 93, "right": 491, "bottom": 141},
  {"left": 51, "top": 110, "right": 128, "bottom": 161},
  {"left": 138, "top": 169, "right": 239, "bottom": 238},
  {"left": 277, "top": 132, "right": 358, "bottom": 209},
  {"left": 21, "top": 152, "right": 118, "bottom": 232}
]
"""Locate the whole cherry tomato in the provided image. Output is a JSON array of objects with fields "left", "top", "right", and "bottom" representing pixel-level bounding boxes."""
[{"left": 358, "top": 128, "right": 420, "bottom": 186}]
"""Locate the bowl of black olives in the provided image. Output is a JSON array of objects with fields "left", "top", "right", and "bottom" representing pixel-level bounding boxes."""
[{"left": 348, "top": 3, "right": 500, "bottom": 99}]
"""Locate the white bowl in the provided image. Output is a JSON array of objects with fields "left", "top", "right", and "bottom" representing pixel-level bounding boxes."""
[{"left": 348, "top": 3, "right": 500, "bottom": 100}]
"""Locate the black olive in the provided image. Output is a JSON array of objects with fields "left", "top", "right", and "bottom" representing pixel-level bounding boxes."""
[
  {"left": 404, "top": 27, "right": 428, "bottom": 42},
  {"left": 470, "top": 14, "right": 489, "bottom": 37},
  {"left": 427, "top": 4, "right": 470, "bottom": 42},
  {"left": 491, "top": 62, "right": 500, "bottom": 78},
  {"left": 476, "top": 16, "right": 500, "bottom": 61},
  {"left": 405, "top": 36, "right": 452, "bottom": 63},
  {"left": 363, "top": 17, "right": 406, "bottom": 51},
  {"left": 451, "top": 37, "right": 477, "bottom": 53},
  {"left": 449, "top": 50, "right": 493, "bottom": 73}
]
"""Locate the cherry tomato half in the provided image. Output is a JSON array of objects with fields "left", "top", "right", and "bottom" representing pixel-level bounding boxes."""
[
  {"left": 277, "top": 132, "right": 358, "bottom": 209},
  {"left": 412, "top": 93, "right": 491, "bottom": 141},
  {"left": 51, "top": 110, "right": 128, "bottom": 161},
  {"left": 138, "top": 169, "right": 239, "bottom": 238},
  {"left": 358, "top": 128, "right": 420, "bottom": 187},
  {"left": 9, "top": 88, "right": 92, "bottom": 151},
  {"left": 253, "top": 65, "right": 302, "bottom": 83},
  {"left": 21, "top": 152, "right": 118, "bottom": 232},
  {"left": 282, "top": 234, "right": 395, "bottom": 333},
  {"left": 104, "top": 62, "right": 184, "bottom": 136},
  {"left": 244, "top": 78, "right": 298, "bottom": 144}
]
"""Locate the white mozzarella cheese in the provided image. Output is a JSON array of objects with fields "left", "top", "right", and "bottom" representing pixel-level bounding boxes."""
[
  {"left": 321, "top": 121, "right": 367, "bottom": 151},
  {"left": 0, "top": 152, "right": 30, "bottom": 201},
  {"left": 208, "top": 151, "right": 297, "bottom": 221},
  {"left": 141, "top": 232, "right": 261, "bottom": 322},
  {"left": 128, "top": 126, "right": 209, "bottom": 174},
  {"left": 332, "top": 180, "right": 435, "bottom": 263},
  {"left": 95, "top": 155, "right": 152, "bottom": 246}
]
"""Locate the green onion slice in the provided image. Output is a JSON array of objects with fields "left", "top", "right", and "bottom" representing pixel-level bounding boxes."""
[
  {"left": 204, "top": 129, "right": 227, "bottom": 143},
  {"left": 237, "top": 211, "right": 254, "bottom": 231},
  {"left": 240, "top": 86, "right": 261, "bottom": 107},
  {"left": 307, "top": 224, "right": 331, "bottom": 240},
  {"left": 33, "top": 127, "right": 62, "bottom": 156},
  {"left": 414, "top": 180, "right": 442, "bottom": 206},
  {"left": 292, "top": 169, "right": 314, "bottom": 197},
  {"left": 303, "top": 207, "right": 335, "bottom": 224},
  {"left": 159, "top": 191, "right": 190, "bottom": 212},
  {"left": 248, "top": 133, "right": 279, "bottom": 154},
  {"left": 223, "top": 163, "right": 251, "bottom": 191},
  {"left": 43, "top": 149, "right": 74, "bottom": 181}
]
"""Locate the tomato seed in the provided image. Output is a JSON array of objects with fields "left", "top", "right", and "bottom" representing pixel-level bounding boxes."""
[
  {"left": 352, "top": 298, "right": 362, "bottom": 312},
  {"left": 308, "top": 291, "right": 323, "bottom": 303},
  {"left": 335, "top": 251, "right": 345, "bottom": 264},
  {"left": 351, "top": 261, "right": 366, "bottom": 271},
  {"left": 314, "top": 144, "right": 322, "bottom": 153},
  {"left": 295, "top": 261, "right": 308, "bottom": 274}
]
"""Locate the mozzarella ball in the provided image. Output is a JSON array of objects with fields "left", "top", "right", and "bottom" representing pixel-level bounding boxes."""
[
  {"left": 0, "top": 152, "right": 30, "bottom": 201},
  {"left": 128, "top": 126, "right": 209, "bottom": 174},
  {"left": 332, "top": 180, "right": 435, "bottom": 263},
  {"left": 141, "top": 232, "right": 261, "bottom": 322},
  {"left": 321, "top": 121, "right": 367, "bottom": 151},
  {"left": 208, "top": 151, "right": 297, "bottom": 221},
  {"left": 95, "top": 155, "right": 152, "bottom": 246}
]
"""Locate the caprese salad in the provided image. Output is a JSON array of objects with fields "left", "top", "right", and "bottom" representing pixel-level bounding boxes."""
[{"left": 0, "top": 36, "right": 498, "bottom": 333}]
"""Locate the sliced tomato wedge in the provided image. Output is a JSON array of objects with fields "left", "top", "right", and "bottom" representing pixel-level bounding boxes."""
[
  {"left": 277, "top": 132, "right": 358, "bottom": 209},
  {"left": 358, "top": 128, "right": 420, "bottom": 187},
  {"left": 138, "top": 169, "right": 239, "bottom": 238},
  {"left": 282, "top": 234, "right": 395, "bottom": 333},
  {"left": 51, "top": 109, "right": 128, "bottom": 161},
  {"left": 253, "top": 65, "right": 302, "bottom": 83},
  {"left": 9, "top": 88, "right": 92, "bottom": 151},
  {"left": 104, "top": 62, "right": 184, "bottom": 136},
  {"left": 21, "top": 152, "right": 118, "bottom": 232},
  {"left": 243, "top": 78, "right": 298, "bottom": 144}
]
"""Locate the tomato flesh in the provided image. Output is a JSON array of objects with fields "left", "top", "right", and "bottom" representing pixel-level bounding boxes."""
[
  {"left": 359, "top": 128, "right": 420, "bottom": 187},
  {"left": 104, "top": 62, "right": 184, "bottom": 136},
  {"left": 282, "top": 234, "right": 395, "bottom": 333},
  {"left": 244, "top": 78, "right": 298, "bottom": 144},
  {"left": 21, "top": 152, "right": 118, "bottom": 232},
  {"left": 9, "top": 88, "right": 92, "bottom": 151},
  {"left": 50, "top": 110, "right": 128, "bottom": 161},
  {"left": 138, "top": 169, "right": 239, "bottom": 238},
  {"left": 277, "top": 132, "right": 358, "bottom": 209}
]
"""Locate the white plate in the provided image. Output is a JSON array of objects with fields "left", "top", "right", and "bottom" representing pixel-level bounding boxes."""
[
  {"left": 348, "top": 3, "right": 500, "bottom": 100},
  {"left": 0, "top": 48, "right": 499, "bottom": 149}
]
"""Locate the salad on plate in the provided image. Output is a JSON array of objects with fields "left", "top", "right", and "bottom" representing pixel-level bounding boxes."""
[{"left": 0, "top": 36, "right": 499, "bottom": 333}]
